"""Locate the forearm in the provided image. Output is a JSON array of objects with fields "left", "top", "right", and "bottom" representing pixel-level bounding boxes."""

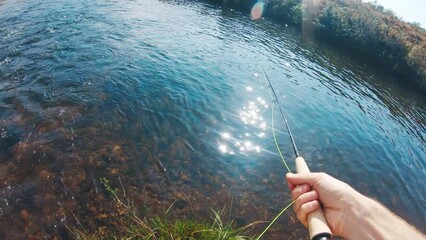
[
  {"left": 286, "top": 172, "right": 425, "bottom": 239},
  {"left": 346, "top": 195, "right": 425, "bottom": 240}
]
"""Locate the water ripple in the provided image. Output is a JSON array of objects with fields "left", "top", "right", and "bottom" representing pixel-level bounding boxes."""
[{"left": 0, "top": 0, "right": 425, "bottom": 237}]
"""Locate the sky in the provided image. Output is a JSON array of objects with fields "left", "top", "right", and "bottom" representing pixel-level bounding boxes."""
[{"left": 364, "top": 0, "right": 426, "bottom": 28}]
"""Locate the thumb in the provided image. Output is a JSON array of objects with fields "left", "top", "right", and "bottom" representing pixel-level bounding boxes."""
[{"left": 286, "top": 172, "right": 325, "bottom": 188}]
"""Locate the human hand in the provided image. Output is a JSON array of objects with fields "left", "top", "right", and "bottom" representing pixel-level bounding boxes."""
[
  {"left": 286, "top": 172, "right": 366, "bottom": 239},
  {"left": 287, "top": 172, "right": 426, "bottom": 240}
]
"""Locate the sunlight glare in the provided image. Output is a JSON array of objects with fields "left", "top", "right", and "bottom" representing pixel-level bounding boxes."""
[
  {"left": 221, "top": 132, "right": 231, "bottom": 139},
  {"left": 219, "top": 144, "right": 227, "bottom": 153}
]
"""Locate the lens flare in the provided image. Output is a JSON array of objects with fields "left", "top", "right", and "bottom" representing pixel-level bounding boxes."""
[{"left": 251, "top": 2, "right": 264, "bottom": 20}]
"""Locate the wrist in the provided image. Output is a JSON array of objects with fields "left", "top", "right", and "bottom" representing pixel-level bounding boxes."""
[
  {"left": 345, "top": 196, "right": 425, "bottom": 240},
  {"left": 340, "top": 191, "right": 373, "bottom": 239},
  {"left": 353, "top": 196, "right": 383, "bottom": 240}
]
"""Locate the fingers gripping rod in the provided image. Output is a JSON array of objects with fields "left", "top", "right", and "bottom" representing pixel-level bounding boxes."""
[{"left": 262, "top": 69, "right": 332, "bottom": 240}]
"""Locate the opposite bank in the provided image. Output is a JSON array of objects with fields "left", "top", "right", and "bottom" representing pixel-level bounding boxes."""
[{"left": 207, "top": 0, "right": 426, "bottom": 91}]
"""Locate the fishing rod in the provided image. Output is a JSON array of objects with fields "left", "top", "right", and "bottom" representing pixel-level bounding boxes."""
[
  {"left": 263, "top": 70, "right": 299, "bottom": 158},
  {"left": 262, "top": 69, "right": 332, "bottom": 240}
]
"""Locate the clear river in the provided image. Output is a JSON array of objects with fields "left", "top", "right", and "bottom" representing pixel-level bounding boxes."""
[{"left": 0, "top": 0, "right": 425, "bottom": 238}]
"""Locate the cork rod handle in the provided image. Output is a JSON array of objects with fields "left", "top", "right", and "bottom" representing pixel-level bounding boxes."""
[{"left": 295, "top": 157, "right": 332, "bottom": 240}]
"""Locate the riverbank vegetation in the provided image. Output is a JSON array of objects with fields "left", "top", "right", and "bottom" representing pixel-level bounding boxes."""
[
  {"left": 212, "top": 0, "right": 426, "bottom": 90},
  {"left": 69, "top": 178, "right": 256, "bottom": 239}
]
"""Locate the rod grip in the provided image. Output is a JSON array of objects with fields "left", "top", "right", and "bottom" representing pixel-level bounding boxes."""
[{"left": 295, "top": 157, "right": 332, "bottom": 240}]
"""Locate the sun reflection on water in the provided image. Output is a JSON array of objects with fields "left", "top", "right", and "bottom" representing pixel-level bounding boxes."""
[{"left": 217, "top": 83, "right": 271, "bottom": 156}]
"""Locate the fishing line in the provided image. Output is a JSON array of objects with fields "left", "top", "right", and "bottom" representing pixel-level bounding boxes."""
[
  {"left": 263, "top": 68, "right": 299, "bottom": 157},
  {"left": 264, "top": 68, "right": 292, "bottom": 173},
  {"left": 256, "top": 68, "right": 295, "bottom": 239},
  {"left": 272, "top": 102, "right": 292, "bottom": 173},
  {"left": 255, "top": 200, "right": 295, "bottom": 240},
  {"left": 258, "top": 69, "right": 332, "bottom": 240}
]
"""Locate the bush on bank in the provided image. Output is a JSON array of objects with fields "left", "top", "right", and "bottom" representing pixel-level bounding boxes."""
[{"left": 211, "top": 0, "right": 426, "bottom": 90}]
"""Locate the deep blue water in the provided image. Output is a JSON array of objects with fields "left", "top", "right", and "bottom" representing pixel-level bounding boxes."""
[{"left": 0, "top": 0, "right": 425, "bottom": 238}]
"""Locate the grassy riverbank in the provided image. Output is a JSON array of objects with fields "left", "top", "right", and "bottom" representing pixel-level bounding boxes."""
[
  {"left": 211, "top": 0, "right": 426, "bottom": 90},
  {"left": 70, "top": 178, "right": 257, "bottom": 239},
  {"left": 71, "top": 214, "right": 253, "bottom": 239}
]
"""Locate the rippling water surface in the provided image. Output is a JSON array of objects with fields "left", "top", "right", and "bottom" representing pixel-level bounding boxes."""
[{"left": 0, "top": 0, "right": 425, "bottom": 238}]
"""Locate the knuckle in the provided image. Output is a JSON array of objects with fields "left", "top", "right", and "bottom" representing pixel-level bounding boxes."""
[
  {"left": 299, "top": 202, "right": 308, "bottom": 212},
  {"left": 291, "top": 188, "right": 300, "bottom": 200},
  {"left": 294, "top": 199, "right": 302, "bottom": 212},
  {"left": 291, "top": 191, "right": 296, "bottom": 201},
  {"left": 312, "top": 190, "right": 318, "bottom": 199},
  {"left": 297, "top": 210, "right": 304, "bottom": 222},
  {"left": 318, "top": 172, "right": 326, "bottom": 178},
  {"left": 306, "top": 190, "right": 316, "bottom": 200},
  {"left": 303, "top": 184, "right": 310, "bottom": 190}
]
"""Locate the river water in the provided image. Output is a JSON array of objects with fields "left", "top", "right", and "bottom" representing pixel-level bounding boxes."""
[{"left": 0, "top": 0, "right": 425, "bottom": 238}]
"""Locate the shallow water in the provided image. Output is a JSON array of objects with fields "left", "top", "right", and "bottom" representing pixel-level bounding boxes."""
[{"left": 0, "top": 0, "right": 425, "bottom": 238}]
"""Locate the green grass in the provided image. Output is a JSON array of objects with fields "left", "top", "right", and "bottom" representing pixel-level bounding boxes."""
[{"left": 68, "top": 178, "right": 258, "bottom": 240}]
